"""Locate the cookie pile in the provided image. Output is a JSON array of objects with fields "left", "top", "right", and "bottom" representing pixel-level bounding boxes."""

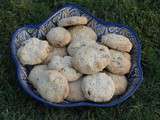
[{"left": 17, "top": 16, "right": 132, "bottom": 103}]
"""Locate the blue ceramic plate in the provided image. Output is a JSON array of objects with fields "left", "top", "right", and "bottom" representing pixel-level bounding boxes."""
[{"left": 11, "top": 3, "right": 143, "bottom": 108}]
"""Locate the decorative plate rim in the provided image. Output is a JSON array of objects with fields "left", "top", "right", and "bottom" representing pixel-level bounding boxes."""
[{"left": 11, "top": 3, "right": 143, "bottom": 108}]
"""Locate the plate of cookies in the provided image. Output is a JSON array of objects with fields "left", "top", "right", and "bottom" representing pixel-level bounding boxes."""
[{"left": 11, "top": 4, "right": 143, "bottom": 108}]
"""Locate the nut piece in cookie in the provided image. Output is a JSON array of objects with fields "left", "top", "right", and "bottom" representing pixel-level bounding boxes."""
[
  {"left": 28, "top": 65, "right": 48, "bottom": 88},
  {"left": 36, "top": 70, "right": 69, "bottom": 103},
  {"left": 67, "top": 39, "right": 96, "bottom": 56},
  {"left": 72, "top": 44, "right": 111, "bottom": 74},
  {"left": 69, "top": 25, "right": 97, "bottom": 41},
  {"left": 46, "top": 27, "right": 71, "bottom": 47},
  {"left": 106, "top": 49, "right": 131, "bottom": 75},
  {"left": 58, "top": 16, "right": 88, "bottom": 27},
  {"left": 66, "top": 78, "right": 86, "bottom": 101},
  {"left": 17, "top": 38, "right": 51, "bottom": 65},
  {"left": 106, "top": 72, "right": 128, "bottom": 95},
  {"left": 101, "top": 34, "right": 133, "bottom": 52},
  {"left": 81, "top": 73, "right": 115, "bottom": 102}
]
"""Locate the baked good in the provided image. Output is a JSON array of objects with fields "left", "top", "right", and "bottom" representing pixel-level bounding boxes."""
[
  {"left": 106, "top": 72, "right": 128, "bottom": 95},
  {"left": 48, "top": 56, "right": 82, "bottom": 82},
  {"left": 17, "top": 38, "right": 50, "bottom": 65},
  {"left": 81, "top": 73, "right": 115, "bottom": 102},
  {"left": 28, "top": 65, "right": 48, "bottom": 88},
  {"left": 69, "top": 25, "right": 97, "bottom": 41},
  {"left": 100, "top": 33, "right": 133, "bottom": 52},
  {"left": 44, "top": 47, "right": 67, "bottom": 64},
  {"left": 67, "top": 39, "right": 96, "bottom": 56},
  {"left": 58, "top": 16, "right": 88, "bottom": 27},
  {"left": 72, "top": 44, "right": 111, "bottom": 74},
  {"left": 36, "top": 70, "right": 69, "bottom": 103},
  {"left": 106, "top": 49, "right": 131, "bottom": 75},
  {"left": 66, "top": 78, "right": 86, "bottom": 101},
  {"left": 46, "top": 27, "right": 71, "bottom": 47}
]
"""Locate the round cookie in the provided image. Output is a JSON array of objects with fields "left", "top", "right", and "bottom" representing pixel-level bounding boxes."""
[
  {"left": 44, "top": 47, "right": 67, "bottom": 64},
  {"left": 58, "top": 16, "right": 88, "bottom": 27},
  {"left": 72, "top": 44, "right": 111, "bottom": 74},
  {"left": 67, "top": 39, "right": 96, "bottom": 56},
  {"left": 17, "top": 38, "right": 51, "bottom": 65},
  {"left": 46, "top": 27, "right": 71, "bottom": 47},
  {"left": 28, "top": 65, "right": 48, "bottom": 88},
  {"left": 106, "top": 49, "right": 131, "bottom": 75},
  {"left": 100, "top": 34, "right": 133, "bottom": 52},
  {"left": 106, "top": 72, "right": 128, "bottom": 95},
  {"left": 36, "top": 70, "right": 69, "bottom": 103},
  {"left": 66, "top": 78, "right": 86, "bottom": 101},
  {"left": 48, "top": 56, "right": 82, "bottom": 82},
  {"left": 81, "top": 73, "right": 115, "bottom": 102},
  {"left": 69, "top": 26, "right": 97, "bottom": 41}
]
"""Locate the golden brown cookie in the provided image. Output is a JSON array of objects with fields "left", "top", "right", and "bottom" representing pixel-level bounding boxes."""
[
  {"left": 58, "top": 16, "right": 88, "bottom": 27},
  {"left": 46, "top": 27, "right": 71, "bottom": 47},
  {"left": 106, "top": 49, "right": 131, "bottom": 75},
  {"left": 101, "top": 34, "right": 133, "bottom": 52},
  {"left": 106, "top": 72, "right": 128, "bottom": 95},
  {"left": 69, "top": 25, "right": 97, "bottom": 41}
]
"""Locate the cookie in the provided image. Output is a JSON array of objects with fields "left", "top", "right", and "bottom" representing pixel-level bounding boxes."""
[
  {"left": 106, "top": 49, "right": 131, "bottom": 75},
  {"left": 101, "top": 34, "right": 133, "bottom": 52},
  {"left": 66, "top": 78, "right": 86, "bottom": 101},
  {"left": 72, "top": 44, "right": 111, "bottom": 74},
  {"left": 44, "top": 47, "right": 67, "bottom": 64},
  {"left": 48, "top": 56, "right": 82, "bottom": 82},
  {"left": 17, "top": 38, "right": 51, "bottom": 65},
  {"left": 36, "top": 70, "right": 69, "bottom": 103},
  {"left": 106, "top": 72, "right": 128, "bottom": 95},
  {"left": 67, "top": 39, "right": 96, "bottom": 56},
  {"left": 60, "top": 67, "right": 82, "bottom": 82},
  {"left": 58, "top": 16, "right": 88, "bottom": 27},
  {"left": 48, "top": 55, "right": 65, "bottom": 71},
  {"left": 69, "top": 25, "right": 97, "bottom": 41},
  {"left": 81, "top": 73, "right": 115, "bottom": 102},
  {"left": 28, "top": 65, "right": 48, "bottom": 88},
  {"left": 46, "top": 27, "right": 71, "bottom": 47}
]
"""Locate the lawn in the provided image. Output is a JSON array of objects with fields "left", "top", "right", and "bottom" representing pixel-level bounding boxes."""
[{"left": 0, "top": 0, "right": 160, "bottom": 120}]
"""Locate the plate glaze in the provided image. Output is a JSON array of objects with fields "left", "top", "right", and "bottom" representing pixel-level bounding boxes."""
[{"left": 11, "top": 3, "right": 143, "bottom": 108}]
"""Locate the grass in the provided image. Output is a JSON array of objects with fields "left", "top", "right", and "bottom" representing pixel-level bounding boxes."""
[{"left": 0, "top": 0, "right": 160, "bottom": 119}]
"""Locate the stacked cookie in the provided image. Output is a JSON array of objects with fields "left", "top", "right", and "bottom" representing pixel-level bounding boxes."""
[{"left": 17, "top": 16, "right": 132, "bottom": 103}]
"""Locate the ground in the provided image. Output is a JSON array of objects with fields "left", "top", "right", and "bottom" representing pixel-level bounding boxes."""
[{"left": 0, "top": 0, "right": 160, "bottom": 120}]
